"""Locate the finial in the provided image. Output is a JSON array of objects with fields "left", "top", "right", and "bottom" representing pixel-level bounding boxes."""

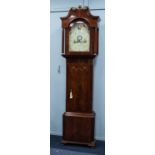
[
  {"left": 83, "top": 6, "right": 88, "bottom": 10},
  {"left": 78, "top": 5, "right": 82, "bottom": 9},
  {"left": 71, "top": 7, "right": 76, "bottom": 10}
]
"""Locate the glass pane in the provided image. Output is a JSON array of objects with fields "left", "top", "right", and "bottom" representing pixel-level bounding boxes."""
[{"left": 69, "top": 21, "right": 90, "bottom": 52}]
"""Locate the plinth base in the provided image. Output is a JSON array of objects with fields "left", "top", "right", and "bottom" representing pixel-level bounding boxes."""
[
  {"left": 62, "top": 139, "right": 96, "bottom": 147},
  {"left": 62, "top": 112, "right": 95, "bottom": 146}
]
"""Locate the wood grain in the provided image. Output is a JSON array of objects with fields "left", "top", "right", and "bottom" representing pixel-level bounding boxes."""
[{"left": 61, "top": 6, "right": 99, "bottom": 146}]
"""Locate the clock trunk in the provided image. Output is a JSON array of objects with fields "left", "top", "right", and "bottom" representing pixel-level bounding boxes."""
[{"left": 66, "top": 59, "right": 93, "bottom": 112}]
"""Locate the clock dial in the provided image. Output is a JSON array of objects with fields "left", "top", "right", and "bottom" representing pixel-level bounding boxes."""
[{"left": 69, "top": 22, "right": 90, "bottom": 52}]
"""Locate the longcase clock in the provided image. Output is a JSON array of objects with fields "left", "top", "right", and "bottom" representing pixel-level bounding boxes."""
[{"left": 61, "top": 6, "right": 100, "bottom": 146}]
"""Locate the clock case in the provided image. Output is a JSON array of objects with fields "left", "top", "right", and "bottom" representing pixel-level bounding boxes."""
[{"left": 61, "top": 6, "right": 100, "bottom": 146}]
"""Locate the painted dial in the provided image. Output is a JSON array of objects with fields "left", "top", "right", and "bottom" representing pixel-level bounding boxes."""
[{"left": 69, "top": 22, "right": 90, "bottom": 52}]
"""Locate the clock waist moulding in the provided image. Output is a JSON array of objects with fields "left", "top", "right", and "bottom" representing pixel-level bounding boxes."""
[{"left": 60, "top": 6, "right": 100, "bottom": 146}]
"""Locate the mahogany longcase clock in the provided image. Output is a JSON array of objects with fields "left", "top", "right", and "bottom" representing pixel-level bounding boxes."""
[{"left": 61, "top": 6, "right": 100, "bottom": 146}]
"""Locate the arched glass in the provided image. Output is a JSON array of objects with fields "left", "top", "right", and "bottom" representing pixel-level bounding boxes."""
[{"left": 69, "top": 21, "right": 90, "bottom": 52}]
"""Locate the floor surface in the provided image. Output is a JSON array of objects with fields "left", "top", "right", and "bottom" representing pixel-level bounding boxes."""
[{"left": 50, "top": 135, "right": 105, "bottom": 155}]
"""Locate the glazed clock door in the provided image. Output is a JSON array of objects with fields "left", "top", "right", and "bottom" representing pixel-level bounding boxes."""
[
  {"left": 66, "top": 59, "right": 92, "bottom": 113},
  {"left": 69, "top": 21, "right": 90, "bottom": 52}
]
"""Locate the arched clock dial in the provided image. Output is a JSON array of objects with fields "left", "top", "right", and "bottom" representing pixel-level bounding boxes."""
[{"left": 69, "top": 22, "right": 90, "bottom": 52}]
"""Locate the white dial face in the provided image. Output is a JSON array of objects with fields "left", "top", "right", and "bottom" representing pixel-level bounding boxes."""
[{"left": 69, "top": 22, "right": 90, "bottom": 52}]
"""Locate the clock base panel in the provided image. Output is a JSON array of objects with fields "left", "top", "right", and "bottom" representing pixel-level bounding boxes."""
[{"left": 62, "top": 112, "right": 95, "bottom": 146}]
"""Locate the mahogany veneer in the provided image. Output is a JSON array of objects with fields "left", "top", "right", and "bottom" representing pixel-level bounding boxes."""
[{"left": 61, "top": 6, "right": 100, "bottom": 146}]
